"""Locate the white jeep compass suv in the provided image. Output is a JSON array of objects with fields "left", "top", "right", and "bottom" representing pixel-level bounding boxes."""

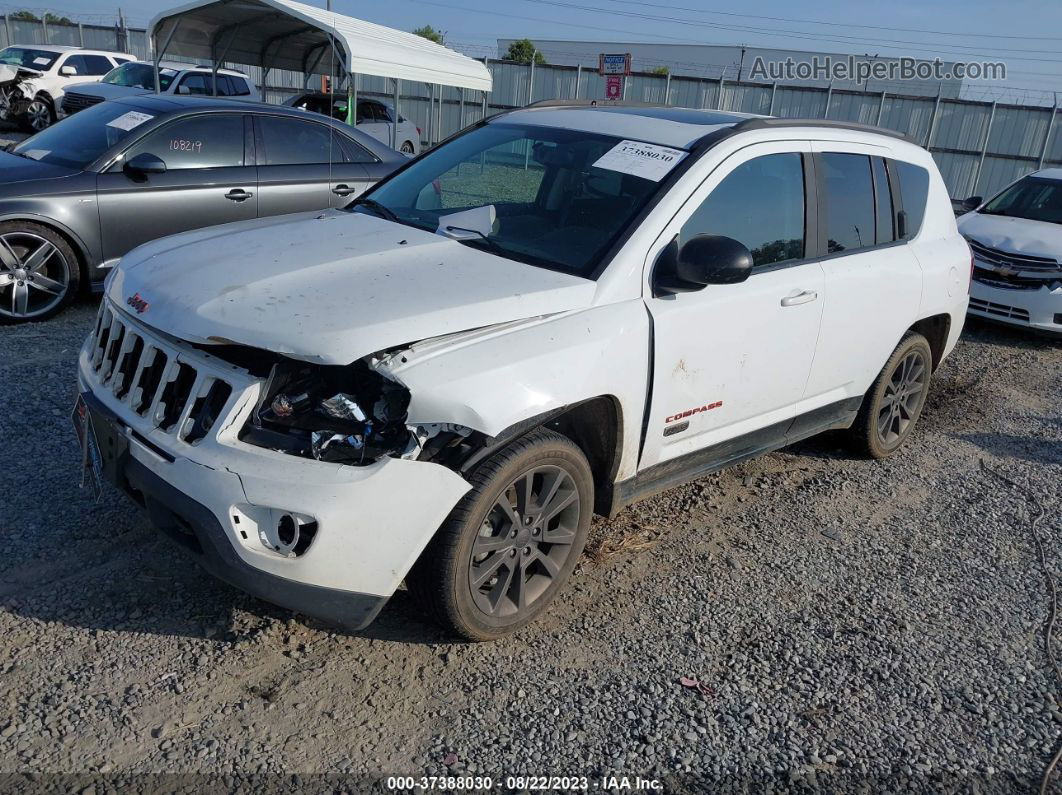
[{"left": 76, "top": 104, "right": 970, "bottom": 639}]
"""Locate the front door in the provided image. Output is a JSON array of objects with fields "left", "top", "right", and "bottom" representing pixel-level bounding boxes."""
[
  {"left": 96, "top": 113, "right": 256, "bottom": 262},
  {"left": 254, "top": 114, "right": 372, "bottom": 217},
  {"left": 640, "top": 142, "right": 825, "bottom": 469}
]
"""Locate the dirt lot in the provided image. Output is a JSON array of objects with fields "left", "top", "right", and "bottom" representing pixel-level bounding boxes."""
[{"left": 0, "top": 299, "right": 1059, "bottom": 793}]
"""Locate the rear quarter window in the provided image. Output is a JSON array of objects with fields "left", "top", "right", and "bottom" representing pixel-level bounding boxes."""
[{"left": 892, "top": 160, "right": 930, "bottom": 239}]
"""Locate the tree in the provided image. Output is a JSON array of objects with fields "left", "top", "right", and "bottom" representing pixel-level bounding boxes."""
[
  {"left": 650, "top": 66, "right": 669, "bottom": 76},
  {"left": 10, "top": 10, "right": 39, "bottom": 21},
  {"left": 505, "top": 39, "right": 545, "bottom": 65},
  {"left": 412, "top": 25, "right": 444, "bottom": 45},
  {"left": 44, "top": 12, "right": 74, "bottom": 25}
]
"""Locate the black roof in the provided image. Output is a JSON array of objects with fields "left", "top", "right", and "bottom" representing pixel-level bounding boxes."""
[{"left": 523, "top": 100, "right": 913, "bottom": 143}]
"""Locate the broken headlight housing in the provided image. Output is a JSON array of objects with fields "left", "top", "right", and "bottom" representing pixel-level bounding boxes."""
[{"left": 240, "top": 359, "right": 415, "bottom": 465}]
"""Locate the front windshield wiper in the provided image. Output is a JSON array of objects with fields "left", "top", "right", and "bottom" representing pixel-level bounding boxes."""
[
  {"left": 350, "top": 197, "right": 401, "bottom": 223},
  {"left": 440, "top": 224, "right": 506, "bottom": 256}
]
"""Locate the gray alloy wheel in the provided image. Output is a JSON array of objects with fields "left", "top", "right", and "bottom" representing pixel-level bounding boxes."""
[
  {"left": 848, "top": 332, "right": 934, "bottom": 459},
  {"left": 400, "top": 141, "right": 415, "bottom": 154},
  {"left": 22, "top": 97, "right": 54, "bottom": 132},
  {"left": 467, "top": 464, "right": 582, "bottom": 618},
  {"left": 407, "top": 429, "right": 593, "bottom": 641},
  {"left": 876, "top": 349, "right": 927, "bottom": 447},
  {"left": 0, "top": 227, "right": 76, "bottom": 322}
]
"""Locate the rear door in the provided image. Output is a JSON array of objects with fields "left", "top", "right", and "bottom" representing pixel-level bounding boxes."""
[
  {"left": 802, "top": 146, "right": 923, "bottom": 401},
  {"left": 96, "top": 113, "right": 257, "bottom": 262},
  {"left": 254, "top": 114, "right": 370, "bottom": 216}
]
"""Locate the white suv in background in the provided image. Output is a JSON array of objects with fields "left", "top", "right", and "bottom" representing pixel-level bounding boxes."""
[
  {"left": 0, "top": 44, "right": 133, "bottom": 131},
  {"left": 61, "top": 60, "right": 259, "bottom": 117},
  {"left": 958, "top": 169, "right": 1062, "bottom": 337},
  {"left": 76, "top": 106, "right": 969, "bottom": 640}
]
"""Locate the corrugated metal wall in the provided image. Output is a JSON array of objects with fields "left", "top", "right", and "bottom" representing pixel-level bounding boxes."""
[{"left": 3, "top": 16, "right": 1059, "bottom": 199}]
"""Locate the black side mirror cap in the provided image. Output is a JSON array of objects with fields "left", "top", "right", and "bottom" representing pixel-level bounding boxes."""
[
  {"left": 653, "top": 234, "right": 754, "bottom": 296},
  {"left": 123, "top": 152, "right": 167, "bottom": 178},
  {"left": 962, "top": 195, "right": 982, "bottom": 212}
]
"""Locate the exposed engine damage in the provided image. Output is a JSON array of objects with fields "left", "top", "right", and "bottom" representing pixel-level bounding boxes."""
[
  {"left": 241, "top": 358, "right": 418, "bottom": 464},
  {"left": 0, "top": 65, "right": 36, "bottom": 122}
]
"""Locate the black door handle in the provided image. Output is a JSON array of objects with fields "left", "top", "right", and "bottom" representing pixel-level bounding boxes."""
[
  {"left": 332, "top": 184, "right": 355, "bottom": 196},
  {"left": 225, "top": 189, "right": 253, "bottom": 202}
]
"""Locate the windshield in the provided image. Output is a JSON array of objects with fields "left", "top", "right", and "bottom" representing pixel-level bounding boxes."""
[
  {"left": 354, "top": 122, "right": 674, "bottom": 277},
  {"left": 101, "top": 62, "right": 177, "bottom": 91},
  {"left": 0, "top": 47, "right": 58, "bottom": 71},
  {"left": 980, "top": 177, "right": 1062, "bottom": 225},
  {"left": 11, "top": 102, "right": 157, "bottom": 170}
]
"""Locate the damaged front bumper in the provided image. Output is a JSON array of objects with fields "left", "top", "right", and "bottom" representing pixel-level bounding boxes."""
[
  {"left": 77, "top": 301, "right": 471, "bottom": 629},
  {"left": 0, "top": 65, "right": 34, "bottom": 121}
]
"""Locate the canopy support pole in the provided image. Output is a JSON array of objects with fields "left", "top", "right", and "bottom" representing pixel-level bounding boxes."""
[
  {"left": 392, "top": 79, "right": 399, "bottom": 149},
  {"left": 211, "top": 24, "right": 240, "bottom": 96},
  {"left": 153, "top": 17, "right": 181, "bottom": 94}
]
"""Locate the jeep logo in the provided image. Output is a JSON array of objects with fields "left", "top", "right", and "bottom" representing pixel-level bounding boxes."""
[{"left": 126, "top": 292, "right": 149, "bottom": 314}]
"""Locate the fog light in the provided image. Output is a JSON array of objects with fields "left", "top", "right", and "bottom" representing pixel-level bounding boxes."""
[{"left": 256, "top": 510, "right": 318, "bottom": 557}]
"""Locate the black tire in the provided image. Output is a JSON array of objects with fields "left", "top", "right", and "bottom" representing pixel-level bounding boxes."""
[
  {"left": 0, "top": 221, "right": 80, "bottom": 324},
  {"left": 20, "top": 95, "right": 55, "bottom": 132},
  {"left": 848, "top": 331, "right": 933, "bottom": 459},
  {"left": 407, "top": 429, "right": 593, "bottom": 641},
  {"left": 400, "top": 141, "right": 415, "bottom": 154}
]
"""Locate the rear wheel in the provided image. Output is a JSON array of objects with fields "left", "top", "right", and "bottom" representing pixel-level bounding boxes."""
[
  {"left": 400, "top": 141, "right": 415, "bottom": 154},
  {"left": 848, "top": 332, "right": 933, "bottom": 459},
  {"left": 21, "top": 96, "right": 54, "bottom": 132},
  {"left": 407, "top": 429, "right": 593, "bottom": 641},
  {"left": 0, "top": 222, "right": 80, "bottom": 324}
]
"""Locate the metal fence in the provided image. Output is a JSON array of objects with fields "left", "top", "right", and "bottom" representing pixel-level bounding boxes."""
[{"left": 3, "top": 16, "right": 1059, "bottom": 200}]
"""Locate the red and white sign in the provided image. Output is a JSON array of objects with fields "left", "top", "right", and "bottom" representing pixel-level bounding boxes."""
[{"left": 605, "top": 75, "right": 623, "bottom": 100}]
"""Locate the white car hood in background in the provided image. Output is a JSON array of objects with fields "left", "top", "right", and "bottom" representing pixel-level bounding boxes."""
[
  {"left": 958, "top": 211, "right": 1062, "bottom": 259},
  {"left": 108, "top": 211, "right": 597, "bottom": 364}
]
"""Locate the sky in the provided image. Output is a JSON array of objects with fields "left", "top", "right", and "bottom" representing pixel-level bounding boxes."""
[{"left": 23, "top": 0, "right": 1062, "bottom": 101}]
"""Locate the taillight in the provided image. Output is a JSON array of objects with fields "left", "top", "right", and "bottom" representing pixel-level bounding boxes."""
[
  {"left": 969, "top": 246, "right": 975, "bottom": 293},
  {"left": 416, "top": 126, "right": 422, "bottom": 137}
]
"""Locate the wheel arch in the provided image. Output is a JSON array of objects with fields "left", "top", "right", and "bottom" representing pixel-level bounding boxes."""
[
  {"left": 0, "top": 213, "right": 90, "bottom": 283},
  {"left": 907, "top": 313, "right": 951, "bottom": 370},
  {"left": 452, "top": 395, "right": 624, "bottom": 518}
]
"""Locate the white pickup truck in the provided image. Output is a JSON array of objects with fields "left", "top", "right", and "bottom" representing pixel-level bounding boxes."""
[{"left": 76, "top": 104, "right": 970, "bottom": 640}]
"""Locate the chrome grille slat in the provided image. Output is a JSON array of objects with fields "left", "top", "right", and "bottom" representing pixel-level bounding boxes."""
[
  {"left": 969, "top": 239, "right": 1061, "bottom": 274},
  {"left": 84, "top": 300, "right": 245, "bottom": 444}
]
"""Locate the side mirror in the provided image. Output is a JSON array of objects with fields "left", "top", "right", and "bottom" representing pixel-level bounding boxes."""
[
  {"left": 653, "top": 234, "right": 753, "bottom": 296},
  {"left": 962, "top": 195, "right": 982, "bottom": 212},
  {"left": 59, "top": 65, "right": 77, "bottom": 76},
  {"left": 123, "top": 152, "right": 167, "bottom": 178}
]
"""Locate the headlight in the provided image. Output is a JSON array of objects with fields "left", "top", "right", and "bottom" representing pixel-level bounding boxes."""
[{"left": 240, "top": 359, "right": 415, "bottom": 464}]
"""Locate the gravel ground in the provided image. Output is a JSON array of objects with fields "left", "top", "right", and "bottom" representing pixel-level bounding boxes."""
[
  {"left": 0, "top": 300, "right": 1059, "bottom": 793},
  {"left": 0, "top": 123, "right": 29, "bottom": 148}
]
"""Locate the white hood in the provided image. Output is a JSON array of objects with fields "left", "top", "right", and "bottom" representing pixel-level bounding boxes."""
[
  {"left": 958, "top": 211, "right": 1062, "bottom": 260},
  {"left": 107, "top": 211, "right": 597, "bottom": 365}
]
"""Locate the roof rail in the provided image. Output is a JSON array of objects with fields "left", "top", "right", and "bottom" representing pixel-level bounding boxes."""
[{"left": 730, "top": 117, "right": 915, "bottom": 143}]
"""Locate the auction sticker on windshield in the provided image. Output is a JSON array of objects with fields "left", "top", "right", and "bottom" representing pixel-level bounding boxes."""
[
  {"left": 106, "top": 111, "right": 154, "bottom": 132},
  {"left": 593, "top": 140, "right": 687, "bottom": 181}
]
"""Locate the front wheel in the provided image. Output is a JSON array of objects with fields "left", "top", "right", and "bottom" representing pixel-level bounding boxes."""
[
  {"left": 848, "top": 332, "right": 933, "bottom": 459},
  {"left": 21, "top": 96, "right": 54, "bottom": 132},
  {"left": 400, "top": 141, "right": 415, "bottom": 155},
  {"left": 407, "top": 429, "right": 593, "bottom": 641}
]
